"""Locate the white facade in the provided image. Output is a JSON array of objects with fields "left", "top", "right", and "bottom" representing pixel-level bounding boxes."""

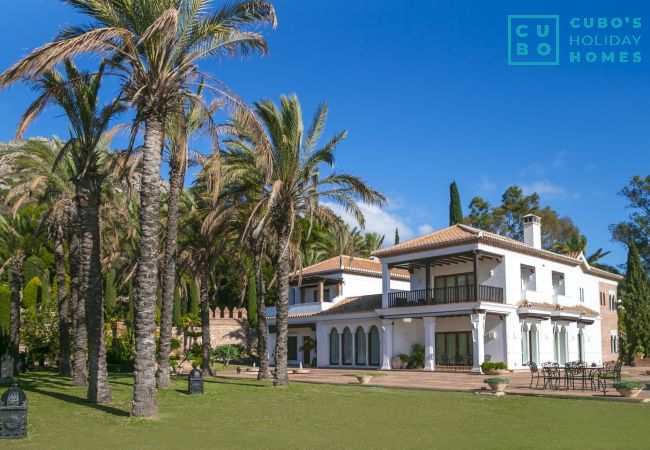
[{"left": 267, "top": 220, "right": 621, "bottom": 372}]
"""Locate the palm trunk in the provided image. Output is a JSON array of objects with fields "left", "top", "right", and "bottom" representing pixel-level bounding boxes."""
[
  {"left": 9, "top": 256, "right": 24, "bottom": 375},
  {"left": 199, "top": 271, "right": 214, "bottom": 376},
  {"left": 156, "top": 153, "right": 186, "bottom": 389},
  {"left": 132, "top": 117, "right": 163, "bottom": 417},
  {"left": 69, "top": 210, "right": 87, "bottom": 386},
  {"left": 55, "top": 223, "right": 72, "bottom": 377},
  {"left": 79, "top": 178, "right": 111, "bottom": 403},
  {"left": 253, "top": 238, "right": 271, "bottom": 380},
  {"left": 273, "top": 223, "right": 291, "bottom": 387}
]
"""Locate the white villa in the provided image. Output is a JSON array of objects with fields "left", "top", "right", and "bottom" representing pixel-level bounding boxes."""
[{"left": 267, "top": 215, "right": 622, "bottom": 372}]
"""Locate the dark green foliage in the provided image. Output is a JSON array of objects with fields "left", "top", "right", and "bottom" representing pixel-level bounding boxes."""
[
  {"left": 212, "top": 344, "right": 244, "bottom": 366},
  {"left": 611, "top": 175, "right": 650, "bottom": 270},
  {"left": 466, "top": 185, "right": 580, "bottom": 249},
  {"left": 623, "top": 243, "right": 650, "bottom": 356},
  {"left": 449, "top": 181, "right": 463, "bottom": 226},
  {"left": 0, "top": 283, "right": 9, "bottom": 334},
  {"left": 409, "top": 343, "right": 424, "bottom": 368},
  {"left": 104, "top": 269, "right": 117, "bottom": 315},
  {"left": 22, "top": 276, "right": 43, "bottom": 309},
  {"left": 481, "top": 361, "right": 507, "bottom": 371},
  {"left": 394, "top": 228, "right": 400, "bottom": 245},
  {"left": 173, "top": 286, "right": 183, "bottom": 327},
  {"left": 246, "top": 272, "right": 258, "bottom": 327},
  {"left": 188, "top": 280, "right": 200, "bottom": 316}
]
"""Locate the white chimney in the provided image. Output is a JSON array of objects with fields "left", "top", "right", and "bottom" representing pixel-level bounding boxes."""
[{"left": 522, "top": 214, "right": 541, "bottom": 249}]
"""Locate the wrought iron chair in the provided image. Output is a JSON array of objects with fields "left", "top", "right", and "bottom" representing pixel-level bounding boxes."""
[
  {"left": 527, "top": 361, "right": 542, "bottom": 389},
  {"left": 564, "top": 361, "right": 587, "bottom": 390},
  {"left": 541, "top": 362, "right": 561, "bottom": 389}
]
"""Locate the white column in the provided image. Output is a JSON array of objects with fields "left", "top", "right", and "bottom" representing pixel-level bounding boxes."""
[
  {"left": 381, "top": 263, "right": 390, "bottom": 308},
  {"left": 471, "top": 312, "right": 486, "bottom": 372},
  {"left": 316, "top": 323, "right": 327, "bottom": 368},
  {"left": 380, "top": 319, "right": 393, "bottom": 370},
  {"left": 423, "top": 317, "right": 437, "bottom": 371},
  {"left": 503, "top": 313, "right": 514, "bottom": 370}
]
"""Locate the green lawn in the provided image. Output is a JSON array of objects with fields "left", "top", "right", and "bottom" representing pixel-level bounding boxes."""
[{"left": 6, "top": 371, "right": 650, "bottom": 449}]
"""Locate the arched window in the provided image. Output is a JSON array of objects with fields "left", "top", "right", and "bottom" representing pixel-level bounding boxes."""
[
  {"left": 369, "top": 326, "right": 380, "bottom": 366},
  {"left": 342, "top": 327, "right": 353, "bottom": 365},
  {"left": 329, "top": 328, "right": 340, "bottom": 365},
  {"left": 355, "top": 327, "right": 367, "bottom": 365}
]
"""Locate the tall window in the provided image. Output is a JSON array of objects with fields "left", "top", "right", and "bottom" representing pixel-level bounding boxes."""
[
  {"left": 287, "top": 336, "right": 298, "bottom": 361},
  {"left": 329, "top": 329, "right": 340, "bottom": 365},
  {"left": 611, "top": 334, "right": 618, "bottom": 354},
  {"left": 609, "top": 292, "right": 617, "bottom": 311},
  {"left": 355, "top": 327, "right": 367, "bottom": 365},
  {"left": 434, "top": 273, "right": 475, "bottom": 302},
  {"left": 324, "top": 289, "right": 331, "bottom": 302},
  {"left": 553, "top": 325, "right": 568, "bottom": 364},
  {"left": 521, "top": 265, "right": 536, "bottom": 291},
  {"left": 521, "top": 323, "right": 539, "bottom": 365},
  {"left": 342, "top": 327, "right": 353, "bottom": 365},
  {"left": 368, "top": 326, "right": 380, "bottom": 366},
  {"left": 552, "top": 271, "right": 565, "bottom": 296},
  {"left": 579, "top": 287, "right": 585, "bottom": 303}
]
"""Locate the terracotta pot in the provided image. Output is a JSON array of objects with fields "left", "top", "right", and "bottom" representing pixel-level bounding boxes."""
[
  {"left": 488, "top": 382, "right": 508, "bottom": 393},
  {"left": 357, "top": 376, "right": 372, "bottom": 385},
  {"left": 617, "top": 388, "right": 642, "bottom": 398},
  {"left": 484, "top": 369, "right": 506, "bottom": 376}
]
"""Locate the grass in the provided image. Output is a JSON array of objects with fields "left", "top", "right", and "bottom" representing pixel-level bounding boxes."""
[{"left": 5, "top": 371, "right": 650, "bottom": 449}]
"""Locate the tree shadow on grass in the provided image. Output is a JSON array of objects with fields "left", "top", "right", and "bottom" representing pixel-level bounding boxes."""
[
  {"left": 206, "top": 378, "right": 269, "bottom": 388},
  {"left": 20, "top": 383, "right": 129, "bottom": 417}
]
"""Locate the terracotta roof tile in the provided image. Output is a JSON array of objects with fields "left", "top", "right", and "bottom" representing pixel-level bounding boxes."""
[
  {"left": 517, "top": 300, "right": 599, "bottom": 317},
  {"left": 291, "top": 255, "right": 409, "bottom": 280},
  {"left": 320, "top": 294, "right": 382, "bottom": 316}
]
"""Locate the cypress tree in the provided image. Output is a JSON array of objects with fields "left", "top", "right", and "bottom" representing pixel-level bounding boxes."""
[
  {"left": 188, "top": 280, "right": 200, "bottom": 316},
  {"left": 246, "top": 272, "right": 258, "bottom": 327},
  {"left": 172, "top": 285, "right": 182, "bottom": 327},
  {"left": 394, "top": 228, "right": 400, "bottom": 245},
  {"left": 449, "top": 181, "right": 463, "bottom": 226},
  {"left": 623, "top": 243, "right": 650, "bottom": 356}
]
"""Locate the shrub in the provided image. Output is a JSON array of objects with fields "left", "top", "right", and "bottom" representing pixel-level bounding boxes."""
[
  {"left": 484, "top": 377, "right": 510, "bottom": 384},
  {"left": 213, "top": 344, "right": 243, "bottom": 366},
  {"left": 398, "top": 353, "right": 409, "bottom": 363},
  {"left": 409, "top": 343, "right": 424, "bottom": 368},
  {"left": 481, "top": 361, "right": 507, "bottom": 371},
  {"left": 613, "top": 380, "right": 646, "bottom": 390},
  {"left": 170, "top": 337, "right": 182, "bottom": 352}
]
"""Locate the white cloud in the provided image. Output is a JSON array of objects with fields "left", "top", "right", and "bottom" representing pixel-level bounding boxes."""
[
  {"left": 521, "top": 180, "right": 567, "bottom": 198},
  {"left": 476, "top": 176, "right": 497, "bottom": 195},
  {"left": 417, "top": 224, "right": 434, "bottom": 235},
  {"left": 552, "top": 150, "right": 567, "bottom": 168},
  {"left": 322, "top": 202, "right": 417, "bottom": 244}
]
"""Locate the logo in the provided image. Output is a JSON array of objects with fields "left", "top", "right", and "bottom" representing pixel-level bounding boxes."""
[{"left": 508, "top": 15, "right": 560, "bottom": 65}]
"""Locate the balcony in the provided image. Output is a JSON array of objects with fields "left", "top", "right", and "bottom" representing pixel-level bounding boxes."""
[{"left": 387, "top": 285, "right": 504, "bottom": 308}]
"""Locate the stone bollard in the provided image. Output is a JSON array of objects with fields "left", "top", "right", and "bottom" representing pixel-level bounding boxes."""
[{"left": 0, "top": 384, "right": 27, "bottom": 439}]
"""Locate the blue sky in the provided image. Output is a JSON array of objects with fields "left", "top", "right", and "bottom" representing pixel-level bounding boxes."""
[{"left": 1, "top": 1, "right": 649, "bottom": 268}]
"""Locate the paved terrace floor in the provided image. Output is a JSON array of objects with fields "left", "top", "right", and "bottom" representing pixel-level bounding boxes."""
[{"left": 217, "top": 366, "right": 650, "bottom": 403}]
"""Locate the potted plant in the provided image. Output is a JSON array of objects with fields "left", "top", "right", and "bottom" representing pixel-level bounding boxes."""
[
  {"left": 409, "top": 344, "right": 425, "bottom": 369},
  {"left": 484, "top": 377, "right": 510, "bottom": 393},
  {"left": 613, "top": 380, "right": 646, "bottom": 398},
  {"left": 481, "top": 361, "right": 507, "bottom": 375},
  {"left": 344, "top": 373, "right": 385, "bottom": 385}
]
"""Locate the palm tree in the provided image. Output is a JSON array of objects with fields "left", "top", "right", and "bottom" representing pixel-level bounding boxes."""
[
  {"left": 1, "top": 139, "right": 78, "bottom": 377},
  {"left": 12, "top": 60, "right": 122, "bottom": 403},
  {"left": 225, "top": 95, "right": 386, "bottom": 385},
  {"left": 0, "top": 205, "right": 46, "bottom": 374},
  {"left": 157, "top": 90, "right": 218, "bottom": 389},
  {"left": 0, "top": 0, "right": 276, "bottom": 416},
  {"left": 552, "top": 234, "right": 611, "bottom": 266}
]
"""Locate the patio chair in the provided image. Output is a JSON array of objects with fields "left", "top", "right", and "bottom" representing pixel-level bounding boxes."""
[
  {"left": 541, "top": 362, "right": 561, "bottom": 390},
  {"left": 596, "top": 361, "right": 622, "bottom": 394},
  {"left": 527, "top": 361, "right": 542, "bottom": 389},
  {"left": 564, "top": 361, "right": 587, "bottom": 390}
]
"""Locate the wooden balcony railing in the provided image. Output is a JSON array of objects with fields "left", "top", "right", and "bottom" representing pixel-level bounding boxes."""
[{"left": 387, "top": 285, "right": 504, "bottom": 308}]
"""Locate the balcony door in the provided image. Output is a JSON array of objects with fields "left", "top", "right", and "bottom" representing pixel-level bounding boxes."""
[
  {"left": 435, "top": 331, "right": 472, "bottom": 366},
  {"left": 434, "top": 273, "right": 475, "bottom": 303}
]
